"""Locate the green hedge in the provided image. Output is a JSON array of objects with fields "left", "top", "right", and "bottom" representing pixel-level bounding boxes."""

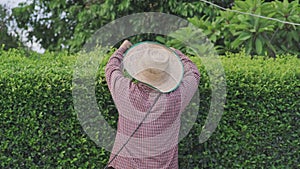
[{"left": 0, "top": 49, "right": 299, "bottom": 168}]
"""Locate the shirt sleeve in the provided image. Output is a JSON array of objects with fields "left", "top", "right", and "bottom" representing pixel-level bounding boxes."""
[
  {"left": 105, "top": 47, "right": 131, "bottom": 100},
  {"left": 172, "top": 49, "right": 200, "bottom": 109},
  {"left": 105, "top": 47, "right": 157, "bottom": 116}
]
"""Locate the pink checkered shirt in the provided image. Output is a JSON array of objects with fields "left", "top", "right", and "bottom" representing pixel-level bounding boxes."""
[{"left": 105, "top": 47, "right": 200, "bottom": 169}]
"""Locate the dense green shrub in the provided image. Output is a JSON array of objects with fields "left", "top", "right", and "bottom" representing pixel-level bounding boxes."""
[
  {"left": 0, "top": 49, "right": 299, "bottom": 168},
  {"left": 162, "top": 0, "right": 300, "bottom": 57},
  {"left": 182, "top": 52, "right": 300, "bottom": 168},
  {"left": 0, "top": 49, "right": 109, "bottom": 168},
  {"left": 12, "top": 0, "right": 232, "bottom": 52}
]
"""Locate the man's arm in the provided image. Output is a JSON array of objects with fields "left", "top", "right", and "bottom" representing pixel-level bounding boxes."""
[
  {"left": 105, "top": 40, "right": 132, "bottom": 98},
  {"left": 171, "top": 48, "right": 200, "bottom": 109},
  {"left": 171, "top": 48, "right": 200, "bottom": 83}
]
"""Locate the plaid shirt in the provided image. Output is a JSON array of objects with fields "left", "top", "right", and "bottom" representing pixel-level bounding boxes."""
[{"left": 105, "top": 47, "right": 200, "bottom": 169}]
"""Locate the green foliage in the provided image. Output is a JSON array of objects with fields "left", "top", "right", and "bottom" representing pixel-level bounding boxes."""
[
  {"left": 11, "top": 0, "right": 230, "bottom": 53},
  {"left": 182, "top": 52, "right": 300, "bottom": 168},
  {"left": 156, "top": 24, "right": 217, "bottom": 57},
  {"left": 0, "top": 5, "right": 23, "bottom": 50},
  {"left": 172, "top": 0, "right": 300, "bottom": 57},
  {"left": 0, "top": 49, "right": 108, "bottom": 168},
  {"left": 0, "top": 49, "right": 299, "bottom": 168}
]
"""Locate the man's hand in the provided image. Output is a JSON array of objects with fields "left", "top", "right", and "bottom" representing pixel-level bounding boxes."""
[{"left": 119, "top": 40, "right": 132, "bottom": 50}]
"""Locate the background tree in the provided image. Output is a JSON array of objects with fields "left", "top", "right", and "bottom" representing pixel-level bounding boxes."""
[
  {"left": 154, "top": 0, "right": 300, "bottom": 57},
  {"left": 0, "top": 5, "right": 22, "bottom": 51},
  {"left": 11, "top": 0, "right": 233, "bottom": 53}
]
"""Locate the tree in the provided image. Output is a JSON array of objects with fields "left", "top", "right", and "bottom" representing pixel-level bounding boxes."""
[
  {"left": 0, "top": 5, "right": 22, "bottom": 51},
  {"left": 11, "top": 0, "right": 233, "bottom": 53}
]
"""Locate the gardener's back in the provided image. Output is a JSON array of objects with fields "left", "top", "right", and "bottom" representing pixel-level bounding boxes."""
[{"left": 105, "top": 40, "right": 200, "bottom": 169}]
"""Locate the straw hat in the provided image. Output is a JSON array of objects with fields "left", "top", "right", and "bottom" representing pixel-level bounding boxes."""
[{"left": 123, "top": 42, "right": 184, "bottom": 93}]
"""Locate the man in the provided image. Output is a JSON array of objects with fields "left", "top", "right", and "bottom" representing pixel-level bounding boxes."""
[{"left": 105, "top": 40, "right": 200, "bottom": 169}]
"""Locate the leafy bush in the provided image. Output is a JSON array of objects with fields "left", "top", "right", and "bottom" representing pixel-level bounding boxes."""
[
  {"left": 0, "top": 49, "right": 299, "bottom": 168},
  {"left": 0, "top": 5, "right": 23, "bottom": 50},
  {"left": 181, "top": 52, "right": 300, "bottom": 168},
  {"left": 12, "top": 0, "right": 232, "bottom": 52},
  {"left": 165, "top": 0, "right": 300, "bottom": 57},
  {"left": 0, "top": 49, "right": 109, "bottom": 168}
]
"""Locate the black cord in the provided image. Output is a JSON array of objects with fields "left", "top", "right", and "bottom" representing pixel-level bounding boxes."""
[{"left": 104, "top": 92, "right": 162, "bottom": 169}]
